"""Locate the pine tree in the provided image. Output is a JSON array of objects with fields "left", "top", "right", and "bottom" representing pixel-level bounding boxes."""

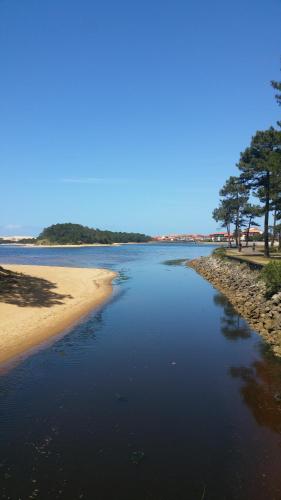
[
  {"left": 238, "top": 127, "right": 281, "bottom": 257},
  {"left": 219, "top": 176, "right": 248, "bottom": 247}
]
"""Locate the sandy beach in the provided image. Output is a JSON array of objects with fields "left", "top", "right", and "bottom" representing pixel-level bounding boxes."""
[
  {"left": 1, "top": 243, "right": 122, "bottom": 248},
  {"left": 0, "top": 264, "right": 116, "bottom": 365}
]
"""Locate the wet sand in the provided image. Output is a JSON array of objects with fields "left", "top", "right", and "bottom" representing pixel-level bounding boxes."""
[{"left": 0, "top": 264, "right": 116, "bottom": 365}]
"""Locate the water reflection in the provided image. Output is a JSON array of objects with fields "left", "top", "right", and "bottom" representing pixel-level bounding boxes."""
[
  {"left": 214, "top": 291, "right": 281, "bottom": 435},
  {"left": 213, "top": 292, "right": 251, "bottom": 340},
  {"left": 229, "top": 348, "right": 281, "bottom": 435},
  {"left": 2, "top": 244, "right": 281, "bottom": 499},
  {"left": 52, "top": 309, "right": 104, "bottom": 353}
]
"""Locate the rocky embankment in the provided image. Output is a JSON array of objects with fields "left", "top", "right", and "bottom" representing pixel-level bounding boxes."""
[{"left": 188, "top": 256, "right": 281, "bottom": 357}]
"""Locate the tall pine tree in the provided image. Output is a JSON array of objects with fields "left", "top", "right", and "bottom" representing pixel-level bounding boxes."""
[{"left": 238, "top": 127, "right": 281, "bottom": 257}]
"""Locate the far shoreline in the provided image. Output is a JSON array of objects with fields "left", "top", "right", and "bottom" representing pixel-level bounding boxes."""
[
  {"left": 0, "top": 240, "right": 224, "bottom": 248},
  {"left": 0, "top": 242, "right": 123, "bottom": 248}
]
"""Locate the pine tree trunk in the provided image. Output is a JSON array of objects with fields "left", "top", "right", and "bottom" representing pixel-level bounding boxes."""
[
  {"left": 271, "top": 209, "right": 277, "bottom": 248},
  {"left": 237, "top": 209, "right": 241, "bottom": 248},
  {"left": 235, "top": 218, "right": 239, "bottom": 247},
  {"left": 227, "top": 223, "right": 232, "bottom": 248},
  {"left": 235, "top": 195, "right": 239, "bottom": 247},
  {"left": 245, "top": 217, "right": 252, "bottom": 248},
  {"left": 264, "top": 171, "right": 270, "bottom": 258}
]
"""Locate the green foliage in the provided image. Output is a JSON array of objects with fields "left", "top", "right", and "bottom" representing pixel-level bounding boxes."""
[
  {"left": 261, "top": 261, "right": 281, "bottom": 296},
  {"left": 238, "top": 128, "right": 281, "bottom": 189},
  {"left": 213, "top": 176, "right": 251, "bottom": 247},
  {"left": 212, "top": 247, "right": 227, "bottom": 259},
  {"left": 251, "top": 232, "right": 264, "bottom": 241},
  {"left": 271, "top": 75, "right": 281, "bottom": 107},
  {"left": 213, "top": 200, "right": 234, "bottom": 227},
  {"left": 242, "top": 203, "right": 261, "bottom": 224},
  {"left": 213, "top": 65, "right": 281, "bottom": 260},
  {"left": 0, "top": 238, "right": 36, "bottom": 244},
  {"left": 271, "top": 68, "right": 281, "bottom": 127},
  {"left": 0, "top": 239, "right": 12, "bottom": 244},
  {"left": 220, "top": 176, "right": 248, "bottom": 202},
  {"left": 237, "top": 127, "right": 281, "bottom": 256},
  {"left": 17, "top": 238, "right": 36, "bottom": 244},
  {"left": 37, "top": 223, "right": 151, "bottom": 245}
]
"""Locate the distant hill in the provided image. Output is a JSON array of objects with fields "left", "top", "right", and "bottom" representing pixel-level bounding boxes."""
[{"left": 37, "top": 223, "right": 151, "bottom": 245}]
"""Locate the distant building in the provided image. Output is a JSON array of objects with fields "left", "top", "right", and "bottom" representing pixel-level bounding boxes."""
[
  {"left": 209, "top": 232, "right": 230, "bottom": 242},
  {"left": 241, "top": 228, "right": 262, "bottom": 241},
  {"left": 153, "top": 233, "right": 212, "bottom": 242},
  {"left": 153, "top": 228, "right": 263, "bottom": 244}
]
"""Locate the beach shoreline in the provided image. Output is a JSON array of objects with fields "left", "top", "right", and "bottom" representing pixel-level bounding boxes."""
[
  {"left": 0, "top": 241, "right": 224, "bottom": 248},
  {"left": 0, "top": 243, "right": 122, "bottom": 248},
  {"left": 0, "top": 264, "right": 116, "bottom": 365}
]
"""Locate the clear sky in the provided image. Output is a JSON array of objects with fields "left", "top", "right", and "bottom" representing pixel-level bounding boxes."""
[{"left": 1, "top": 0, "right": 281, "bottom": 236}]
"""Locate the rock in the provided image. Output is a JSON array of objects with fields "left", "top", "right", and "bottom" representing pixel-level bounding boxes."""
[
  {"left": 263, "top": 320, "right": 275, "bottom": 331},
  {"left": 272, "top": 293, "right": 281, "bottom": 305},
  {"left": 187, "top": 255, "right": 281, "bottom": 358}
]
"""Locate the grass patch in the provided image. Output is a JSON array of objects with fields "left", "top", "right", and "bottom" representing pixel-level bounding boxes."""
[
  {"left": 260, "top": 261, "right": 281, "bottom": 297},
  {"left": 212, "top": 247, "right": 227, "bottom": 259}
]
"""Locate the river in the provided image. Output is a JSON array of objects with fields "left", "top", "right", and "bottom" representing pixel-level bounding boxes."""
[{"left": 0, "top": 243, "right": 281, "bottom": 500}]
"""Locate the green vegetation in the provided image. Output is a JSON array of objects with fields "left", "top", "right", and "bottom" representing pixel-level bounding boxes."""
[
  {"left": 213, "top": 176, "right": 261, "bottom": 248},
  {"left": 213, "top": 64, "right": 281, "bottom": 257},
  {"left": 261, "top": 261, "right": 281, "bottom": 296},
  {"left": 238, "top": 128, "right": 281, "bottom": 256},
  {"left": 0, "top": 239, "right": 13, "bottom": 244},
  {"left": 271, "top": 73, "right": 281, "bottom": 126},
  {"left": 17, "top": 238, "right": 36, "bottom": 244},
  {"left": 212, "top": 247, "right": 226, "bottom": 259},
  {"left": 37, "top": 223, "right": 151, "bottom": 245},
  {"left": 0, "top": 238, "right": 36, "bottom": 245}
]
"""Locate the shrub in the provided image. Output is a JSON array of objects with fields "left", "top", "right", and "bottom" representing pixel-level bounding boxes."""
[
  {"left": 260, "top": 261, "right": 281, "bottom": 297},
  {"left": 212, "top": 247, "right": 226, "bottom": 259}
]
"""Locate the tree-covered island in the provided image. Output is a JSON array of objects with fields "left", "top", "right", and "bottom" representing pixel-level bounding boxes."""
[{"left": 36, "top": 223, "right": 151, "bottom": 245}]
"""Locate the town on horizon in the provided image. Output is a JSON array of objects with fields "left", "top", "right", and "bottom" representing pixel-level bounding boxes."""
[
  {"left": 0, "top": 227, "right": 264, "bottom": 244},
  {"left": 153, "top": 227, "right": 263, "bottom": 242}
]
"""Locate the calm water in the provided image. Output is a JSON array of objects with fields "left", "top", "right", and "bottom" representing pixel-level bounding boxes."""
[{"left": 1, "top": 244, "right": 281, "bottom": 500}]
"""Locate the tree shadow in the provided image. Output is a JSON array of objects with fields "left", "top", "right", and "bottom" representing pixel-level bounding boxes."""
[
  {"left": 213, "top": 290, "right": 281, "bottom": 435},
  {"left": 229, "top": 346, "right": 281, "bottom": 435},
  {"left": 0, "top": 266, "right": 72, "bottom": 307},
  {"left": 213, "top": 292, "right": 252, "bottom": 340}
]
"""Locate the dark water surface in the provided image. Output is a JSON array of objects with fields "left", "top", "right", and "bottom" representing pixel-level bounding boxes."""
[{"left": 1, "top": 244, "right": 281, "bottom": 500}]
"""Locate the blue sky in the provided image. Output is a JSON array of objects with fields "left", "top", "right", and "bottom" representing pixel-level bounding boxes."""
[{"left": 1, "top": 0, "right": 281, "bottom": 236}]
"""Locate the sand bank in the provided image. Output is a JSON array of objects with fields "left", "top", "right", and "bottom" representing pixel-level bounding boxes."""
[
  {"left": 11, "top": 243, "right": 122, "bottom": 248},
  {"left": 0, "top": 264, "right": 116, "bottom": 365}
]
